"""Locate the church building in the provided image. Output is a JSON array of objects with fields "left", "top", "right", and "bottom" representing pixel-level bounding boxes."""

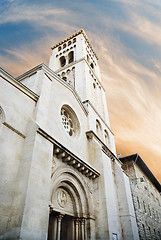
[{"left": 0, "top": 29, "right": 143, "bottom": 239}]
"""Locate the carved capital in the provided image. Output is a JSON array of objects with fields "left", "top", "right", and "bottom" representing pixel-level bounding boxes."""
[
  {"left": 74, "top": 218, "right": 80, "bottom": 225},
  {"left": 80, "top": 218, "right": 85, "bottom": 225},
  {"left": 57, "top": 213, "right": 64, "bottom": 222}
]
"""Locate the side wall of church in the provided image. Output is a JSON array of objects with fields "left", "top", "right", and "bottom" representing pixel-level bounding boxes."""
[{"left": 0, "top": 74, "right": 37, "bottom": 237}]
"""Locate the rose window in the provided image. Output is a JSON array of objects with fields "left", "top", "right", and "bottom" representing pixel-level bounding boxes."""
[
  {"left": 61, "top": 109, "right": 75, "bottom": 136},
  {"left": 61, "top": 105, "right": 80, "bottom": 137}
]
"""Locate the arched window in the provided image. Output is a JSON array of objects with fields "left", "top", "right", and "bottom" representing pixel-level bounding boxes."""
[
  {"left": 153, "top": 229, "right": 157, "bottom": 240},
  {"left": 62, "top": 77, "right": 67, "bottom": 81},
  {"left": 59, "top": 56, "right": 66, "bottom": 67},
  {"left": 148, "top": 205, "right": 151, "bottom": 216},
  {"left": 61, "top": 105, "right": 80, "bottom": 137},
  {"left": 63, "top": 43, "right": 66, "bottom": 49},
  {"left": 96, "top": 119, "right": 102, "bottom": 139},
  {"left": 144, "top": 186, "right": 148, "bottom": 196},
  {"left": 137, "top": 196, "right": 140, "bottom": 209},
  {"left": 142, "top": 224, "right": 147, "bottom": 239},
  {"left": 104, "top": 130, "right": 110, "bottom": 147},
  {"left": 73, "top": 38, "right": 76, "bottom": 43},
  {"left": 0, "top": 106, "right": 5, "bottom": 132},
  {"left": 0, "top": 106, "right": 5, "bottom": 123},
  {"left": 152, "top": 208, "right": 155, "bottom": 219},
  {"left": 68, "top": 41, "right": 71, "bottom": 46},
  {"left": 148, "top": 226, "right": 152, "bottom": 239},
  {"left": 143, "top": 201, "right": 146, "bottom": 213},
  {"left": 68, "top": 51, "right": 74, "bottom": 64},
  {"left": 90, "top": 62, "right": 94, "bottom": 69},
  {"left": 58, "top": 46, "right": 61, "bottom": 51},
  {"left": 156, "top": 198, "right": 159, "bottom": 206},
  {"left": 151, "top": 193, "right": 154, "bottom": 201}
]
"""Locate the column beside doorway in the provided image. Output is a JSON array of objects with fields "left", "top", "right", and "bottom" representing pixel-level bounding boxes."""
[
  {"left": 48, "top": 211, "right": 86, "bottom": 240},
  {"left": 56, "top": 214, "right": 64, "bottom": 240}
]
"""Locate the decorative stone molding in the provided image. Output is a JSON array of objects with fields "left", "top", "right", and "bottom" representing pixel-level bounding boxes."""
[
  {"left": 51, "top": 29, "right": 99, "bottom": 60},
  {"left": 51, "top": 157, "right": 56, "bottom": 177},
  {"left": 53, "top": 144, "right": 99, "bottom": 180},
  {"left": 3, "top": 122, "right": 26, "bottom": 138},
  {"left": 57, "top": 189, "right": 67, "bottom": 208},
  {"left": 86, "top": 130, "right": 122, "bottom": 164},
  {"left": 37, "top": 128, "right": 100, "bottom": 180}
]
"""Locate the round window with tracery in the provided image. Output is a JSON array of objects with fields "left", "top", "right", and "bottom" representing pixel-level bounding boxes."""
[{"left": 61, "top": 105, "right": 80, "bottom": 137}]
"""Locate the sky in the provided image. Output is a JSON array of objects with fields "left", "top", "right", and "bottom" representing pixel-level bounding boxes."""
[{"left": 0, "top": 0, "right": 161, "bottom": 183}]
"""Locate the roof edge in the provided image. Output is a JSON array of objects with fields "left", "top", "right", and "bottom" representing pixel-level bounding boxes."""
[{"left": 119, "top": 153, "right": 161, "bottom": 192}]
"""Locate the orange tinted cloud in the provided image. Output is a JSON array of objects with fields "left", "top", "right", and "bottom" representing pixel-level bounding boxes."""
[
  {"left": 91, "top": 34, "right": 161, "bottom": 183},
  {"left": 1, "top": 1, "right": 161, "bottom": 183}
]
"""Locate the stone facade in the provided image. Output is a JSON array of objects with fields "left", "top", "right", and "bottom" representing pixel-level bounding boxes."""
[
  {"left": 120, "top": 154, "right": 161, "bottom": 240},
  {"left": 0, "top": 29, "right": 141, "bottom": 240}
]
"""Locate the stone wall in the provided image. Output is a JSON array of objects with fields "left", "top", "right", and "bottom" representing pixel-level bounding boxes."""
[{"left": 122, "top": 161, "right": 161, "bottom": 240}]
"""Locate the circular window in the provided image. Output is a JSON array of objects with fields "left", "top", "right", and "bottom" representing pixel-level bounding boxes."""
[{"left": 61, "top": 105, "right": 80, "bottom": 137}]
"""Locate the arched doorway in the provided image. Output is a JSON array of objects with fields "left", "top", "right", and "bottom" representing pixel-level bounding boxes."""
[
  {"left": 48, "top": 211, "right": 74, "bottom": 240},
  {"left": 47, "top": 168, "right": 94, "bottom": 240}
]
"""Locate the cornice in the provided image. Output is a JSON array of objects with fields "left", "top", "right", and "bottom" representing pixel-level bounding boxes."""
[
  {"left": 3, "top": 122, "right": 26, "bottom": 139},
  {"left": 86, "top": 130, "right": 122, "bottom": 165},
  {"left": 120, "top": 154, "right": 161, "bottom": 192},
  {"left": 37, "top": 127, "right": 100, "bottom": 179},
  {"left": 51, "top": 29, "right": 99, "bottom": 60},
  {"left": 0, "top": 67, "right": 39, "bottom": 102}
]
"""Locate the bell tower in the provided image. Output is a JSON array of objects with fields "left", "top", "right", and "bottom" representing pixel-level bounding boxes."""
[{"left": 49, "top": 29, "right": 109, "bottom": 124}]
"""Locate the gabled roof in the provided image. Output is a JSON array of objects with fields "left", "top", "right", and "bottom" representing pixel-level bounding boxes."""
[{"left": 119, "top": 153, "right": 161, "bottom": 192}]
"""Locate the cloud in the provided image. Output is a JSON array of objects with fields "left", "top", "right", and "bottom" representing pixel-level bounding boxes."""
[
  {"left": 90, "top": 33, "right": 161, "bottom": 181},
  {"left": 0, "top": 0, "right": 161, "bottom": 182},
  {"left": 0, "top": 2, "right": 67, "bottom": 25},
  {"left": 120, "top": 14, "right": 161, "bottom": 47}
]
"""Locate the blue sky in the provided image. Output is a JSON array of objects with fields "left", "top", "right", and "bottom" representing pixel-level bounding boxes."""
[{"left": 1, "top": 0, "right": 161, "bottom": 182}]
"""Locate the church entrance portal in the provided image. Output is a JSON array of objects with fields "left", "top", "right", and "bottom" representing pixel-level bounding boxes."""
[
  {"left": 48, "top": 168, "right": 95, "bottom": 240},
  {"left": 47, "top": 211, "right": 85, "bottom": 240}
]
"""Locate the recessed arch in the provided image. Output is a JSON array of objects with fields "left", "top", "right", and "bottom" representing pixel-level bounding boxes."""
[
  {"left": 50, "top": 166, "right": 94, "bottom": 218},
  {"left": 48, "top": 167, "right": 95, "bottom": 240}
]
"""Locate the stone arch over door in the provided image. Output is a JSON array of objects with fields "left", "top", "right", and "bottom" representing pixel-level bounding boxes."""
[{"left": 48, "top": 167, "right": 95, "bottom": 240}]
